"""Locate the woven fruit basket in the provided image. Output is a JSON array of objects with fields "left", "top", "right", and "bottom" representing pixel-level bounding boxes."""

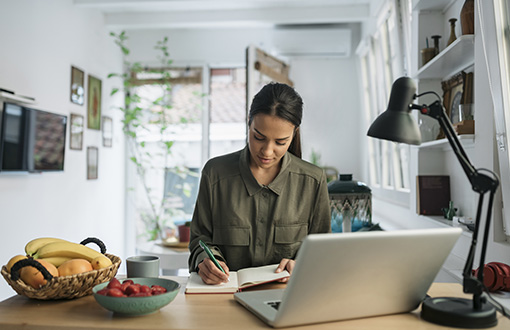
[{"left": 1, "top": 253, "right": 121, "bottom": 300}]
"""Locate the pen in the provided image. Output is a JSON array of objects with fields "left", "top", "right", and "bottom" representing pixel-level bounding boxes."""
[{"left": 199, "top": 240, "right": 226, "bottom": 274}]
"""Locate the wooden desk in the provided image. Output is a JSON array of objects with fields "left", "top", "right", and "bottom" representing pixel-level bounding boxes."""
[{"left": 0, "top": 279, "right": 509, "bottom": 330}]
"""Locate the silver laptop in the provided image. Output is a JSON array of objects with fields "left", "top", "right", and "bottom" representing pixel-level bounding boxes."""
[{"left": 234, "top": 227, "right": 462, "bottom": 328}]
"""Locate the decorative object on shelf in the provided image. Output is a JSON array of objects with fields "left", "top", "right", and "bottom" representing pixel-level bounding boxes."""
[
  {"left": 447, "top": 18, "right": 458, "bottom": 46},
  {"left": 416, "top": 175, "right": 450, "bottom": 216},
  {"left": 87, "top": 146, "right": 98, "bottom": 180},
  {"left": 463, "top": 72, "right": 474, "bottom": 104},
  {"left": 101, "top": 116, "right": 113, "bottom": 147},
  {"left": 421, "top": 47, "right": 436, "bottom": 67},
  {"left": 327, "top": 174, "right": 372, "bottom": 233},
  {"left": 87, "top": 75, "right": 102, "bottom": 130},
  {"left": 459, "top": 103, "right": 474, "bottom": 121},
  {"left": 460, "top": 0, "right": 475, "bottom": 35},
  {"left": 367, "top": 76, "right": 500, "bottom": 328},
  {"left": 442, "top": 71, "right": 466, "bottom": 126},
  {"left": 70, "top": 66, "right": 84, "bottom": 106},
  {"left": 418, "top": 116, "right": 440, "bottom": 142},
  {"left": 69, "top": 113, "right": 84, "bottom": 150},
  {"left": 453, "top": 72, "right": 474, "bottom": 134},
  {"left": 454, "top": 120, "right": 475, "bottom": 135},
  {"left": 431, "top": 35, "right": 441, "bottom": 56},
  {"left": 441, "top": 201, "right": 458, "bottom": 220}
]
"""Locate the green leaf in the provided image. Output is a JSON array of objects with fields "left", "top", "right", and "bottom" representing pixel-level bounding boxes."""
[{"left": 164, "top": 141, "right": 174, "bottom": 150}]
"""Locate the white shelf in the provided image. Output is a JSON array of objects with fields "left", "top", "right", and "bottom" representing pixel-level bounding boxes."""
[
  {"left": 414, "top": 35, "right": 475, "bottom": 80},
  {"left": 417, "top": 134, "right": 475, "bottom": 150},
  {"left": 0, "top": 91, "right": 35, "bottom": 105}
]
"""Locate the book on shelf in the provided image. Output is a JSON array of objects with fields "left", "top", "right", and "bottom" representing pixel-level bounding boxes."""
[
  {"left": 416, "top": 175, "right": 451, "bottom": 216},
  {"left": 185, "top": 264, "right": 289, "bottom": 294}
]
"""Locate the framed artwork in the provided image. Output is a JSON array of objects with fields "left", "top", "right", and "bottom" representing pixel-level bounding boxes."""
[
  {"left": 69, "top": 113, "right": 84, "bottom": 150},
  {"left": 87, "top": 146, "right": 98, "bottom": 180},
  {"left": 87, "top": 75, "right": 102, "bottom": 130},
  {"left": 70, "top": 66, "right": 85, "bottom": 105},
  {"left": 442, "top": 71, "right": 466, "bottom": 125},
  {"left": 102, "top": 116, "right": 113, "bottom": 147}
]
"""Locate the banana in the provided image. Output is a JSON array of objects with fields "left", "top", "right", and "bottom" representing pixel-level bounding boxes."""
[
  {"left": 25, "top": 237, "right": 70, "bottom": 256},
  {"left": 91, "top": 255, "right": 113, "bottom": 270},
  {"left": 40, "top": 256, "right": 73, "bottom": 267},
  {"left": 33, "top": 241, "right": 103, "bottom": 262}
]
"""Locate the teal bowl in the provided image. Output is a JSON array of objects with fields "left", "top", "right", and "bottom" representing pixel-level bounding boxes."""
[{"left": 92, "top": 277, "right": 180, "bottom": 315}]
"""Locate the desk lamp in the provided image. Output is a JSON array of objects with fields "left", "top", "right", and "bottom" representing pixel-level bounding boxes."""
[{"left": 367, "top": 76, "right": 499, "bottom": 328}]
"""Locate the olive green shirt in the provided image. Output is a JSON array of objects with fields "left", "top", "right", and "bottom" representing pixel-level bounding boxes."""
[{"left": 188, "top": 145, "right": 331, "bottom": 272}]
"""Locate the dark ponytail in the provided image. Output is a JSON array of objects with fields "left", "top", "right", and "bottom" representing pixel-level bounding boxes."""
[{"left": 248, "top": 82, "right": 303, "bottom": 158}]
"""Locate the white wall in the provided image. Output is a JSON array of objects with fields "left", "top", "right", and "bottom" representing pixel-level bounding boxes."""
[
  {"left": 0, "top": 0, "right": 127, "bottom": 300},
  {"left": 124, "top": 26, "right": 362, "bottom": 177}
]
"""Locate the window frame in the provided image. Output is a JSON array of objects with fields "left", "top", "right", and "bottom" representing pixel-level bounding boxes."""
[{"left": 357, "top": 0, "right": 411, "bottom": 207}]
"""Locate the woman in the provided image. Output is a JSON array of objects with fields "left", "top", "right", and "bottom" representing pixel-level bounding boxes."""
[{"left": 188, "top": 82, "right": 331, "bottom": 285}]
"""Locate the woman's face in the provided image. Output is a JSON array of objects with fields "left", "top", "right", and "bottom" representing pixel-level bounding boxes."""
[{"left": 248, "top": 113, "right": 295, "bottom": 170}]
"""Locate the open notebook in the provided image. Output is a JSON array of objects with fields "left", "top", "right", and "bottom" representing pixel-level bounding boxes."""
[{"left": 185, "top": 264, "right": 290, "bottom": 294}]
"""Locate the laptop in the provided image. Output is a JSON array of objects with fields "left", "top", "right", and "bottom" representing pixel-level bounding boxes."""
[{"left": 234, "top": 227, "right": 462, "bottom": 328}]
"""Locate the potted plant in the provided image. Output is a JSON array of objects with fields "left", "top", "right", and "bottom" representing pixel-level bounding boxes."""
[{"left": 109, "top": 31, "right": 198, "bottom": 241}]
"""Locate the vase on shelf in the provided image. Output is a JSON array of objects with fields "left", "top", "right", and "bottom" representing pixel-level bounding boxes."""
[
  {"left": 447, "top": 18, "right": 457, "bottom": 46},
  {"left": 431, "top": 35, "right": 441, "bottom": 56},
  {"left": 460, "top": 0, "right": 475, "bottom": 35}
]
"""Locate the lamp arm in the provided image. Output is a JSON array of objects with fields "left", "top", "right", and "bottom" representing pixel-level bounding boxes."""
[
  {"left": 415, "top": 98, "right": 500, "bottom": 307},
  {"left": 413, "top": 100, "right": 477, "bottom": 179}
]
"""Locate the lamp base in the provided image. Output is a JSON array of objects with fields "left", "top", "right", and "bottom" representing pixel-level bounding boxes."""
[{"left": 421, "top": 297, "right": 497, "bottom": 328}]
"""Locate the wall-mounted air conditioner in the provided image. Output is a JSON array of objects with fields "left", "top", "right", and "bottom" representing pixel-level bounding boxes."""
[{"left": 271, "top": 28, "right": 351, "bottom": 58}]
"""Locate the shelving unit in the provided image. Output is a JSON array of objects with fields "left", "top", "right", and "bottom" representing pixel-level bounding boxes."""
[{"left": 410, "top": 0, "right": 477, "bottom": 222}]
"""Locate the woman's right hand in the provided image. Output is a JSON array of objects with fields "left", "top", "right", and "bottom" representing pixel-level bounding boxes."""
[{"left": 197, "top": 258, "right": 230, "bottom": 284}]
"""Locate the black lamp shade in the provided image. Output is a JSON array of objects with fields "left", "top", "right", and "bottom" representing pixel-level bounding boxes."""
[{"left": 367, "top": 77, "right": 422, "bottom": 145}]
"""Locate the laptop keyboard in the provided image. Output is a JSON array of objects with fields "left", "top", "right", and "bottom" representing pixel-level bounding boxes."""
[{"left": 266, "top": 301, "right": 281, "bottom": 310}]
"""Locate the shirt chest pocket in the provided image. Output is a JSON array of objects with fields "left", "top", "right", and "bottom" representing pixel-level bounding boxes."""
[
  {"left": 274, "top": 223, "right": 308, "bottom": 244},
  {"left": 213, "top": 226, "right": 250, "bottom": 246}
]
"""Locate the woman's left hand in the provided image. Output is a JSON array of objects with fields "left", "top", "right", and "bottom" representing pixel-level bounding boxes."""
[{"left": 275, "top": 258, "right": 295, "bottom": 282}]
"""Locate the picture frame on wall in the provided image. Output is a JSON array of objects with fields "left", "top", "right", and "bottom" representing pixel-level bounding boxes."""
[
  {"left": 69, "top": 113, "right": 84, "bottom": 150},
  {"left": 87, "top": 146, "right": 98, "bottom": 180},
  {"left": 70, "top": 66, "right": 85, "bottom": 105},
  {"left": 442, "top": 71, "right": 466, "bottom": 125},
  {"left": 87, "top": 75, "right": 102, "bottom": 130},
  {"left": 102, "top": 116, "right": 113, "bottom": 147}
]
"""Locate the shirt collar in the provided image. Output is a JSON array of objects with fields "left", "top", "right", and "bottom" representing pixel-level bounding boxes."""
[{"left": 239, "top": 145, "right": 291, "bottom": 196}]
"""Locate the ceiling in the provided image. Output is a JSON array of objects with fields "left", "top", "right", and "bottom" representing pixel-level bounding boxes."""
[{"left": 74, "top": 0, "right": 379, "bottom": 30}]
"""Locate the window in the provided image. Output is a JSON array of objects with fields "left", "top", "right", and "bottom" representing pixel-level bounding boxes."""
[
  {"left": 358, "top": 1, "right": 410, "bottom": 204},
  {"left": 131, "top": 66, "right": 249, "bottom": 239}
]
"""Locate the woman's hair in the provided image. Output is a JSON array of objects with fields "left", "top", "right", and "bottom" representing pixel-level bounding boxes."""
[{"left": 248, "top": 82, "right": 303, "bottom": 158}]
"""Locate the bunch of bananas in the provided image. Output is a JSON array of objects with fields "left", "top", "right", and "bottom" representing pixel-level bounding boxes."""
[
  {"left": 4, "top": 237, "right": 115, "bottom": 290},
  {"left": 20, "top": 237, "right": 112, "bottom": 269}
]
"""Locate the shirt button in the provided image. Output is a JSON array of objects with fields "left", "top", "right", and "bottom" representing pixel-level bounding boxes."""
[{"left": 257, "top": 239, "right": 263, "bottom": 246}]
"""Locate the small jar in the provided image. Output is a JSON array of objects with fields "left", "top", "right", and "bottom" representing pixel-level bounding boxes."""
[{"left": 327, "top": 174, "right": 372, "bottom": 233}]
